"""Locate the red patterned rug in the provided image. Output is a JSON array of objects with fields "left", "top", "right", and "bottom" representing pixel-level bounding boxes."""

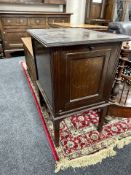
[{"left": 20, "top": 61, "right": 131, "bottom": 172}]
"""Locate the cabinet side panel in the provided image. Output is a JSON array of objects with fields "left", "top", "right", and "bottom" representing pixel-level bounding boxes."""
[{"left": 33, "top": 39, "right": 53, "bottom": 105}]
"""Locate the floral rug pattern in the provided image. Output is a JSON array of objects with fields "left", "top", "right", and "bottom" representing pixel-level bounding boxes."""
[
  {"left": 22, "top": 61, "right": 131, "bottom": 168},
  {"left": 42, "top": 108, "right": 131, "bottom": 160}
]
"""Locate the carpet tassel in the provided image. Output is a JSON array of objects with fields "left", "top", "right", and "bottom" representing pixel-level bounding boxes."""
[{"left": 55, "top": 136, "right": 131, "bottom": 173}]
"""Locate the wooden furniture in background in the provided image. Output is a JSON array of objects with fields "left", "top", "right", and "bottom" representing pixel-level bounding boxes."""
[
  {"left": 28, "top": 28, "right": 129, "bottom": 146},
  {"left": 0, "top": 11, "right": 71, "bottom": 58},
  {"left": 85, "top": 0, "right": 109, "bottom": 25},
  {"left": 111, "top": 41, "right": 131, "bottom": 102},
  {"left": 104, "top": 0, "right": 131, "bottom": 22},
  {"left": 21, "top": 37, "right": 37, "bottom": 92},
  {"left": 50, "top": 22, "right": 108, "bottom": 31},
  {"left": 85, "top": 0, "right": 131, "bottom": 24},
  {"left": 104, "top": 0, "right": 116, "bottom": 22},
  {"left": 102, "top": 42, "right": 131, "bottom": 131}
]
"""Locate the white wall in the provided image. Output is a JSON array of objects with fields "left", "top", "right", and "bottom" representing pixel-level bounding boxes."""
[
  {"left": 0, "top": 3, "right": 63, "bottom": 12},
  {"left": 66, "top": 0, "right": 86, "bottom": 25}
]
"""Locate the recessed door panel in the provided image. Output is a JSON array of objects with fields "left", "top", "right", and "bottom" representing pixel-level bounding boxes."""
[
  {"left": 69, "top": 56, "right": 104, "bottom": 100},
  {"left": 64, "top": 49, "right": 111, "bottom": 110}
]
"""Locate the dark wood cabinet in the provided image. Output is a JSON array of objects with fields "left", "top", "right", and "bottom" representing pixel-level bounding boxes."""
[
  {"left": 0, "top": 11, "right": 71, "bottom": 57},
  {"left": 46, "top": 44, "right": 119, "bottom": 115},
  {"left": 28, "top": 28, "right": 130, "bottom": 146}
]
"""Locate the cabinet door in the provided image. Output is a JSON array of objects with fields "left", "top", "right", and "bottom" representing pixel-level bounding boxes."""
[
  {"left": 28, "top": 18, "right": 46, "bottom": 28},
  {"left": 52, "top": 44, "right": 121, "bottom": 115},
  {"left": 64, "top": 49, "right": 111, "bottom": 109},
  {"left": 3, "top": 29, "right": 28, "bottom": 49}
]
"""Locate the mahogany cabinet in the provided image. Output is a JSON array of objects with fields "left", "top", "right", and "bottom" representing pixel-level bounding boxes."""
[
  {"left": 28, "top": 28, "right": 130, "bottom": 146},
  {"left": 0, "top": 11, "right": 71, "bottom": 57}
]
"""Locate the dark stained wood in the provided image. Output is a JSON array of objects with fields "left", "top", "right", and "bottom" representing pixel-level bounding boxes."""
[
  {"left": 98, "top": 107, "right": 108, "bottom": 132},
  {"left": 28, "top": 28, "right": 130, "bottom": 146},
  {"left": 62, "top": 48, "right": 111, "bottom": 112},
  {"left": 33, "top": 39, "right": 53, "bottom": 106},
  {"left": 69, "top": 56, "right": 104, "bottom": 99},
  {"left": 53, "top": 120, "right": 61, "bottom": 147},
  {"left": 108, "top": 104, "right": 131, "bottom": 118}
]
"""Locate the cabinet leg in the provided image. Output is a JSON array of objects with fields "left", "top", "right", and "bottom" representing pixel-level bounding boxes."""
[
  {"left": 4, "top": 51, "right": 11, "bottom": 58},
  {"left": 98, "top": 107, "right": 107, "bottom": 132},
  {"left": 38, "top": 89, "right": 45, "bottom": 107},
  {"left": 53, "top": 120, "right": 60, "bottom": 147}
]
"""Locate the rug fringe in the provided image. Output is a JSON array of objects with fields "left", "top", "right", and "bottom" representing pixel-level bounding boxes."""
[
  {"left": 116, "top": 136, "right": 131, "bottom": 149},
  {"left": 55, "top": 136, "right": 131, "bottom": 173}
]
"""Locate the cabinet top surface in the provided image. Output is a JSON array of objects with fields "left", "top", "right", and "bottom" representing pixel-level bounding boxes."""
[{"left": 28, "top": 28, "right": 131, "bottom": 47}]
